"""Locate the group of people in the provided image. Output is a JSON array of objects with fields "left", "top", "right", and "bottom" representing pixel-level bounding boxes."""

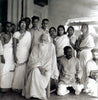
[{"left": 0, "top": 16, "right": 98, "bottom": 100}]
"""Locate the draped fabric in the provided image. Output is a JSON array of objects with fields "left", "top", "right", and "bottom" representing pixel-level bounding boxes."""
[
  {"left": 12, "top": 31, "right": 31, "bottom": 90},
  {"left": 0, "top": 38, "right": 15, "bottom": 88},
  {"left": 22, "top": 42, "right": 59, "bottom": 99},
  {"left": 79, "top": 35, "right": 95, "bottom": 84},
  {"left": 55, "top": 35, "right": 70, "bottom": 57},
  {"left": 85, "top": 60, "right": 98, "bottom": 97}
]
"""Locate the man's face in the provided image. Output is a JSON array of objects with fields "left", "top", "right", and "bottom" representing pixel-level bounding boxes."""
[
  {"left": 41, "top": 35, "right": 48, "bottom": 44},
  {"left": 33, "top": 19, "right": 39, "bottom": 27},
  {"left": 64, "top": 48, "right": 72, "bottom": 59},
  {"left": 42, "top": 20, "right": 48, "bottom": 29},
  {"left": 6, "top": 23, "right": 12, "bottom": 32}
]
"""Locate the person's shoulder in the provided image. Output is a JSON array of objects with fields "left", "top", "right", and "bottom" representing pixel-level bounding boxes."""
[
  {"left": 13, "top": 31, "right": 20, "bottom": 39},
  {"left": 60, "top": 55, "right": 66, "bottom": 60},
  {"left": 72, "top": 57, "right": 79, "bottom": 62}
]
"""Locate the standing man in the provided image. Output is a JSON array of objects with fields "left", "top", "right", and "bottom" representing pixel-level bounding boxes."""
[
  {"left": 40, "top": 18, "right": 49, "bottom": 34},
  {"left": 30, "top": 16, "right": 43, "bottom": 48}
]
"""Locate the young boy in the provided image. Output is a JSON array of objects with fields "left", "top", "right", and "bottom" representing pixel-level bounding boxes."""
[{"left": 57, "top": 46, "right": 84, "bottom": 96}]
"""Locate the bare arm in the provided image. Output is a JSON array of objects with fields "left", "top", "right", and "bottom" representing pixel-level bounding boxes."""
[{"left": 13, "top": 37, "right": 18, "bottom": 63}]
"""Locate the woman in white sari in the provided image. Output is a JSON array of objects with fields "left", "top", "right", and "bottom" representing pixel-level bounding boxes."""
[
  {"left": 0, "top": 22, "right": 15, "bottom": 92},
  {"left": 22, "top": 34, "right": 59, "bottom": 100},
  {"left": 12, "top": 19, "right": 31, "bottom": 91},
  {"left": 75, "top": 23, "right": 95, "bottom": 87}
]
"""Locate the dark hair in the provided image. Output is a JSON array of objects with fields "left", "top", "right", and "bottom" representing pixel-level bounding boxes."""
[
  {"left": 57, "top": 25, "right": 66, "bottom": 36},
  {"left": 18, "top": 19, "right": 27, "bottom": 30},
  {"left": 31, "top": 16, "right": 39, "bottom": 23},
  {"left": 67, "top": 26, "right": 74, "bottom": 32},
  {"left": 63, "top": 46, "right": 72, "bottom": 52},
  {"left": 81, "top": 23, "right": 88, "bottom": 29},
  {"left": 49, "top": 27, "right": 56, "bottom": 33},
  {"left": 42, "top": 18, "right": 49, "bottom": 23},
  {"left": 3, "top": 22, "right": 12, "bottom": 32},
  {"left": 24, "top": 17, "right": 31, "bottom": 25}
]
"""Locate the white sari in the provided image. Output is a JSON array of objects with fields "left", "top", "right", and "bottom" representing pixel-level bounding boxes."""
[
  {"left": 12, "top": 31, "right": 31, "bottom": 90},
  {"left": 0, "top": 38, "right": 15, "bottom": 89},
  {"left": 22, "top": 42, "right": 59, "bottom": 99},
  {"left": 79, "top": 35, "right": 95, "bottom": 84},
  {"left": 55, "top": 35, "right": 70, "bottom": 57}
]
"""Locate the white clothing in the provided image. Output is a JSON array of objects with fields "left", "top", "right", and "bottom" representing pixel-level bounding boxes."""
[
  {"left": 22, "top": 42, "right": 59, "bottom": 99},
  {"left": 0, "top": 38, "right": 15, "bottom": 88},
  {"left": 57, "top": 83, "right": 84, "bottom": 96},
  {"left": 55, "top": 35, "right": 70, "bottom": 57},
  {"left": 79, "top": 35, "right": 95, "bottom": 84},
  {"left": 12, "top": 31, "right": 31, "bottom": 90}
]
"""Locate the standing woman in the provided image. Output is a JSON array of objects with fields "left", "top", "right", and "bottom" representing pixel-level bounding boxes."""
[
  {"left": 0, "top": 22, "right": 15, "bottom": 92},
  {"left": 49, "top": 27, "right": 57, "bottom": 44},
  {"left": 75, "top": 23, "right": 95, "bottom": 87},
  {"left": 55, "top": 25, "right": 70, "bottom": 58},
  {"left": 12, "top": 19, "right": 31, "bottom": 92}
]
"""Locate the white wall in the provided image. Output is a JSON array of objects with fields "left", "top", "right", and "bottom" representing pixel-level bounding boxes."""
[
  {"left": 7, "top": 0, "right": 48, "bottom": 24},
  {"left": 48, "top": 0, "right": 98, "bottom": 28}
]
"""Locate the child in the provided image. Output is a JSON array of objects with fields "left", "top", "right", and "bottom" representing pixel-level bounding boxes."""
[{"left": 57, "top": 46, "right": 84, "bottom": 96}]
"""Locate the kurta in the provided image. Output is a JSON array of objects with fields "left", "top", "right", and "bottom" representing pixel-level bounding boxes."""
[
  {"left": 0, "top": 38, "right": 15, "bottom": 89},
  {"left": 12, "top": 31, "right": 31, "bottom": 90},
  {"left": 59, "top": 56, "right": 83, "bottom": 85},
  {"left": 22, "top": 42, "right": 59, "bottom": 99},
  {"left": 30, "top": 28, "right": 43, "bottom": 47}
]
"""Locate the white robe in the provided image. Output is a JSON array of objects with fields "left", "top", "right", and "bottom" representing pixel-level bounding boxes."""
[
  {"left": 0, "top": 38, "right": 15, "bottom": 89},
  {"left": 79, "top": 35, "right": 95, "bottom": 84},
  {"left": 22, "top": 43, "right": 59, "bottom": 99},
  {"left": 12, "top": 31, "right": 31, "bottom": 90},
  {"left": 85, "top": 60, "right": 98, "bottom": 97},
  {"left": 55, "top": 35, "right": 70, "bottom": 57}
]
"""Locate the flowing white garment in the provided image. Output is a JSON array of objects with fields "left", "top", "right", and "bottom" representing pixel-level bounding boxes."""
[
  {"left": 0, "top": 38, "right": 15, "bottom": 88},
  {"left": 79, "top": 35, "right": 95, "bottom": 84},
  {"left": 22, "top": 43, "right": 59, "bottom": 99},
  {"left": 86, "top": 60, "right": 98, "bottom": 97},
  {"left": 55, "top": 35, "right": 70, "bottom": 57},
  {"left": 12, "top": 31, "right": 31, "bottom": 90}
]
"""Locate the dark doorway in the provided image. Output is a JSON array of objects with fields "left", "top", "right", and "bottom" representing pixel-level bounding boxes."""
[{"left": 0, "top": 0, "right": 8, "bottom": 23}]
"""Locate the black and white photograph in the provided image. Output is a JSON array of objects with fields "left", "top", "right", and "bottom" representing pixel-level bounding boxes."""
[{"left": 0, "top": 0, "right": 98, "bottom": 100}]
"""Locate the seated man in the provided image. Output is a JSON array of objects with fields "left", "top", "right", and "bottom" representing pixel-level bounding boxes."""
[
  {"left": 22, "top": 34, "right": 59, "bottom": 100},
  {"left": 84, "top": 60, "right": 98, "bottom": 97},
  {"left": 57, "top": 46, "right": 84, "bottom": 96}
]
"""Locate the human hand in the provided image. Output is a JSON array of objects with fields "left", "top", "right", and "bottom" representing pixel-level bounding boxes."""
[{"left": 39, "top": 67, "right": 47, "bottom": 76}]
